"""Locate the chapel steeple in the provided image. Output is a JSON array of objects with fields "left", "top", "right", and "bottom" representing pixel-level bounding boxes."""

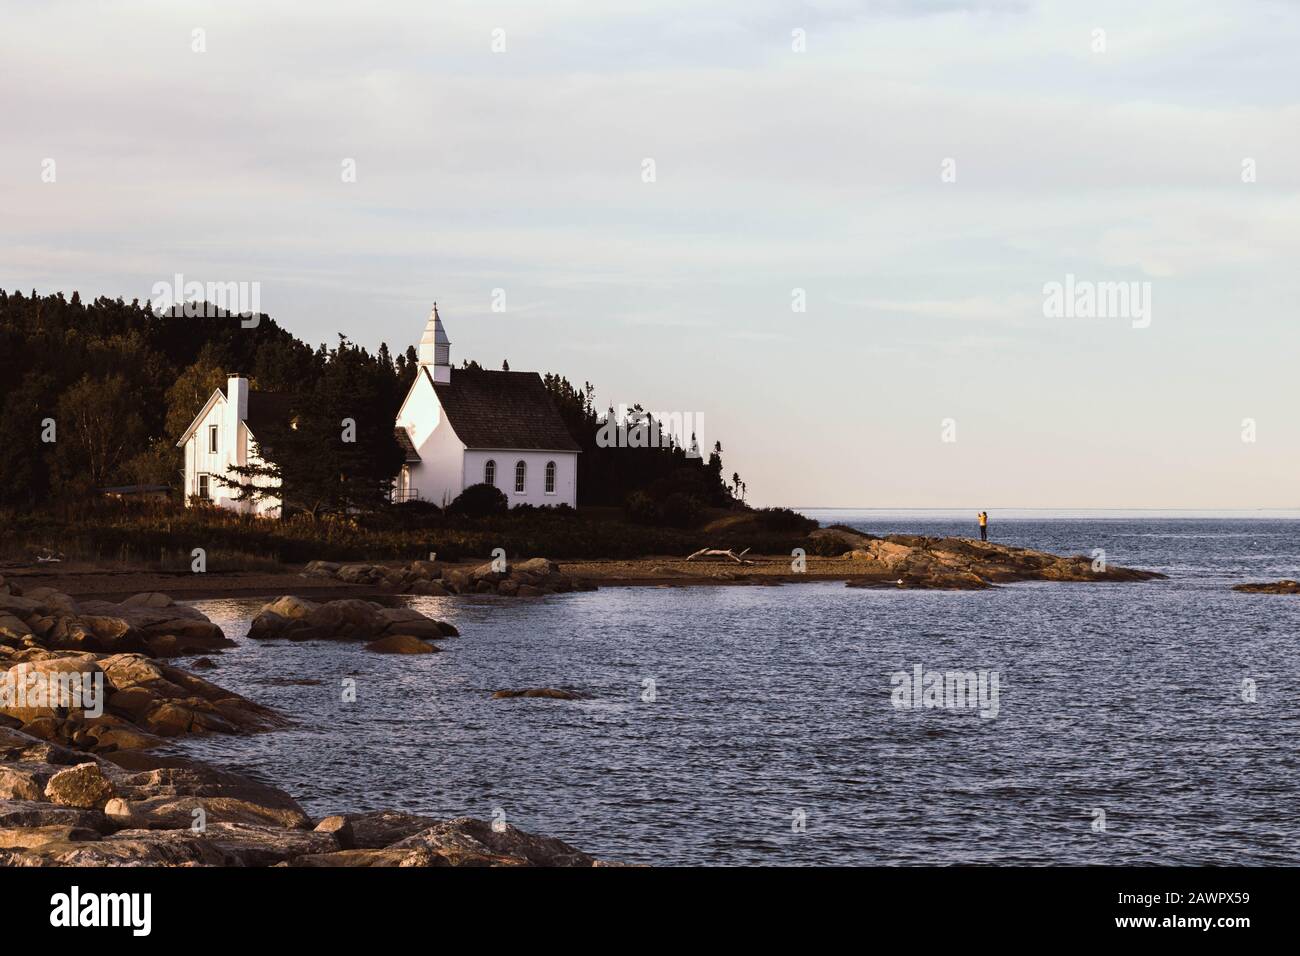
[{"left": 418, "top": 302, "right": 452, "bottom": 383}]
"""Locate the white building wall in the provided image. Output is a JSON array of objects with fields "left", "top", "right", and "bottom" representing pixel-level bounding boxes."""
[
  {"left": 182, "top": 388, "right": 281, "bottom": 516},
  {"left": 184, "top": 396, "right": 242, "bottom": 510},
  {"left": 397, "top": 373, "right": 466, "bottom": 508},
  {"left": 463, "top": 449, "right": 577, "bottom": 508}
]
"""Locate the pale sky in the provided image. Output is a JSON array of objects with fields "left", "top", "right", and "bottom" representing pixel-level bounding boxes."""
[{"left": 2, "top": 0, "right": 1297, "bottom": 508}]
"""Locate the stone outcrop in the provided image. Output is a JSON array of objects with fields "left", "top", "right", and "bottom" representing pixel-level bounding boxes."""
[
  {"left": 279, "top": 817, "right": 599, "bottom": 867},
  {"left": 0, "top": 727, "right": 605, "bottom": 867},
  {"left": 0, "top": 582, "right": 233, "bottom": 659},
  {"left": 0, "top": 648, "right": 285, "bottom": 753},
  {"left": 1232, "top": 580, "right": 1300, "bottom": 594},
  {"left": 0, "top": 581, "right": 283, "bottom": 754},
  {"left": 810, "top": 530, "right": 1167, "bottom": 590},
  {"left": 247, "top": 596, "right": 457, "bottom": 645},
  {"left": 300, "top": 557, "right": 593, "bottom": 598}
]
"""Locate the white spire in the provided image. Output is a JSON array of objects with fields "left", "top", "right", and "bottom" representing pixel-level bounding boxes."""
[{"left": 418, "top": 302, "right": 451, "bottom": 381}]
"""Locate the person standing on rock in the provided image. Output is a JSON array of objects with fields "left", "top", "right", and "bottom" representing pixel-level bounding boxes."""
[{"left": 978, "top": 511, "right": 988, "bottom": 541}]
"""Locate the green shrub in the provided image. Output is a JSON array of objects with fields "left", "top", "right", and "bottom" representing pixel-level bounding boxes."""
[
  {"left": 448, "top": 483, "right": 508, "bottom": 517},
  {"left": 624, "top": 491, "right": 658, "bottom": 525},
  {"left": 754, "top": 507, "right": 817, "bottom": 533},
  {"left": 658, "top": 492, "right": 704, "bottom": 529}
]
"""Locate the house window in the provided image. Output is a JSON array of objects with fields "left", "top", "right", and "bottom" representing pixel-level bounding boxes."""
[
  {"left": 484, "top": 459, "right": 496, "bottom": 486},
  {"left": 208, "top": 424, "right": 219, "bottom": 453},
  {"left": 514, "top": 460, "right": 526, "bottom": 493},
  {"left": 545, "top": 461, "right": 556, "bottom": 494},
  {"left": 197, "top": 474, "right": 210, "bottom": 499}
]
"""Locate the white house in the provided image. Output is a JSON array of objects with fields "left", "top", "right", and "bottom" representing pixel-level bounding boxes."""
[
  {"left": 176, "top": 304, "right": 579, "bottom": 514},
  {"left": 175, "top": 374, "right": 290, "bottom": 515},
  {"left": 395, "top": 305, "right": 580, "bottom": 508}
]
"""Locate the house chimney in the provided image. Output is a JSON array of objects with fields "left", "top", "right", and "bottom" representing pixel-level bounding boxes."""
[
  {"left": 227, "top": 375, "right": 249, "bottom": 422},
  {"left": 225, "top": 375, "right": 249, "bottom": 463}
]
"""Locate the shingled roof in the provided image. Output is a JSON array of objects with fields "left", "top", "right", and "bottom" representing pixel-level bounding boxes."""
[
  {"left": 428, "top": 367, "right": 581, "bottom": 452},
  {"left": 395, "top": 426, "right": 421, "bottom": 461},
  {"left": 245, "top": 391, "right": 297, "bottom": 437}
]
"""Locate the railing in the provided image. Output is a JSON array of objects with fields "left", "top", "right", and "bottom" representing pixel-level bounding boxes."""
[{"left": 390, "top": 490, "right": 424, "bottom": 503}]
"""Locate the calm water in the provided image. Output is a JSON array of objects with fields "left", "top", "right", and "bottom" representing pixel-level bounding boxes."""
[{"left": 180, "top": 512, "right": 1300, "bottom": 865}]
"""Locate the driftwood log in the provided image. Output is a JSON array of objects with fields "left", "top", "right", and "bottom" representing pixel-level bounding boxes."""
[{"left": 685, "top": 547, "right": 753, "bottom": 564}]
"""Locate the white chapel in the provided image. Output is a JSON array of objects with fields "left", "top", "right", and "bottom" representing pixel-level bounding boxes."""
[
  {"left": 394, "top": 305, "right": 580, "bottom": 508},
  {"left": 177, "top": 304, "right": 580, "bottom": 513}
]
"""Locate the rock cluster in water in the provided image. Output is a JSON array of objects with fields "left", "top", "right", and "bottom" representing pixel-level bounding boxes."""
[
  {"left": 1, "top": 581, "right": 280, "bottom": 752},
  {"left": 1232, "top": 579, "right": 1300, "bottom": 594},
  {"left": 246, "top": 595, "right": 457, "bottom": 652},
  {"left": 301, "top": 557, "right": 593, "bottom": 597},
  {"left": 0, "top": 577, "right": 233, "bottom": 658},
  {"left": 813, "top": 530, "right": 1167, "bottom": 590}
]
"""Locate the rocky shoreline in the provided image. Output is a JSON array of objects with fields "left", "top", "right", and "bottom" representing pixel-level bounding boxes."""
[
  {"left": 820, "top": 529, "right": 1166, "bottom": 589},
  {"left": 0, "top": 575, "right": 607, "bottom": 866},
  {"left": 300, "top": 556, "right": 594, "bottom": 597},
  {"left": 3, "top": 534, "right": 1170, "bottom": 603}
]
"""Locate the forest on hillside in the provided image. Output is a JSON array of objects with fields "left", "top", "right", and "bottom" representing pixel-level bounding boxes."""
[{"left": 0, "top": 289, "right": 741, "bottom": 521}]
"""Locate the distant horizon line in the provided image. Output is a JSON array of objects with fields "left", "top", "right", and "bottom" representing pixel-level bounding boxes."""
[{"left": 786, "top": 506, "right": 1300, "bottom": 513}]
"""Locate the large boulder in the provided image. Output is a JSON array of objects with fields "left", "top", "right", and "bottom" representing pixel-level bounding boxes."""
[
  {"left": 0, "top": 726, "right": 84, "bottom": 766},
  {"left": 104, "top": 762, "right": 313, "bottom": 830},
  {"left": 385, "top": 817, "right": 597, "bottom": 867},
  {"left": 19, "top": 588, "right": 78, "bottom": 616},
  {"left": 344, "top": 809, "right": 441, "bottom": 849},
  {"left": 512, "top": 557, "right": 559, "bottom": 578},
  {"left": 249, "top": 597, "right": 447, "bottom": 643},
  {"left": 0, "top": 764, "right": 48, "bottom": 801},
  {"left": 0, "top": 822, "right": 338, "bottom": 866},
  {"left": 97, "top": 653, "right": 284, "bottom": 737},
  {"left": 0, "top": 799, "right": 108, "bottom": 833},
  {"left": 1, "top": 657, "right": 104, "bottom": 723},
  {"left": 44, "top": 762, "right": 114, "bottom": 809},
  {"left": 0, "top": 824, "right": 100, "bottom": 849},
  {"left": 278, "top": 847, "right": 425, "bottom": 867},
  {"left": 305, "top": 599, "right": 388, "bottom": 639},
  {"left": 335, "top": 564, "right": 378, "bottom": 585},
  {"left": 247, "top": 595, "right": 320, "bottom": 640},
  {"left": 0, "top": 613, "right": 33, "bottom": 644},
  {"left": 376, "top": 607, "right": 450, "bottom": 640},
  {"left": 408, "top": 560, "right": 442, "bottom": 579},
  {"left": 313, "top": 815, "right": 355, "bottom": 849}
]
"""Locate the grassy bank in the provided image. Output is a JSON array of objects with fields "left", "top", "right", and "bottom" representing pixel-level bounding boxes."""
[{"left": 0, "top": 501, "right": 828, "bottom": 567}]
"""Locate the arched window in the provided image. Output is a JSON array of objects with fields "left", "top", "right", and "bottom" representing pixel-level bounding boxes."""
[
  {"left": 545, "top": 460, "right": 556, "bottom": 494},
  {"left": 514, "top": 460, "right": 526, "bottom": 493},
  {"left": 484, "top": 459, "right": 496, "bottom": 486}
]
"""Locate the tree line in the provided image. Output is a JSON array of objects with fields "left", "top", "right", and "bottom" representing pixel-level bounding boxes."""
[{"left": 0, "top": 289, "right": 740, "bottom": 517}]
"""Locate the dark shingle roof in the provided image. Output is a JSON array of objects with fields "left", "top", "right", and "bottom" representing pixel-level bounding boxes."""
[
  {"left": 245, "top": 391, "right": 297, "bottom": 437},
  {"left": 217, "top": 387, "right": 297, "bottom": 438},
  {"left": 395, "top": 426, "right": 421, "bottom": 461},
  {"left": 429, "top": 367, "right": 581, "bottom": 452}
]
